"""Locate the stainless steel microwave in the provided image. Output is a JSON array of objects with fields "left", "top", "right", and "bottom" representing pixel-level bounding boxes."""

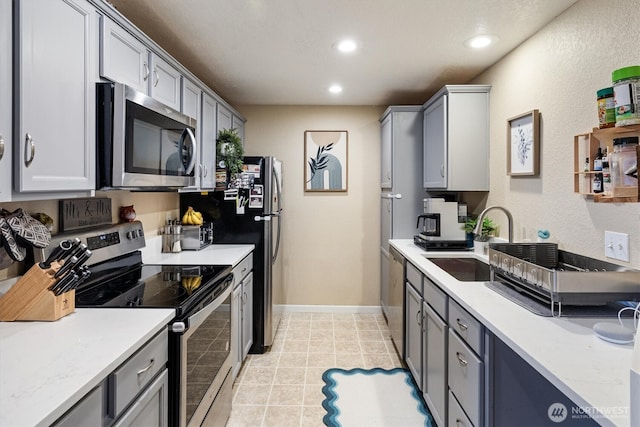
[{"left": 96, "top": 82, "right": 197, "bottom": 190}]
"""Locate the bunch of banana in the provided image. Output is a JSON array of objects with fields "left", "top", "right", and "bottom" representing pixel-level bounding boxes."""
[
  {"left": 181, "top": 276, "right": 202, "bottom": 293},
  {"left": 182, "top": 206, "right": 203, "bottom": 225}
]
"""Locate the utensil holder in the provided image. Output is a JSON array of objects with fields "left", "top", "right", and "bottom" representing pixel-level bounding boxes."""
[{"left": 0, "top": 262, "right": 75, "bottom": 321}]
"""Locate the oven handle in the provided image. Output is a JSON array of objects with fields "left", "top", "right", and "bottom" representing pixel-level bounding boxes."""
[{"left": 173, "top": 275, "right": 233, "bottom": 333}]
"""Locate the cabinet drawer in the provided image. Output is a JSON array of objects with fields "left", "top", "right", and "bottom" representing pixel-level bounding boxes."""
[
  {"left": 448, "top": 300, "right": 483, "bottom": 355},
  {"left": 111, "top": 330, "right": 168, "bottom": 417},
  {"left": 406, "top": 262, "right": 422, "bottom": 296},
  {"left": 448, "top": 330, "right": 483, "bottom": 427},
  {"left": 424, "top": 276, "right": 447, "bottom": 319},
  {"left": 53, "top": 383, "right": 103, "bottom": 427},
  {"left": 233, "top": 254, "right": 253, "bottom": 287},
  {"left": 448, "top": 389, "right": 474, "bottom": 427}
]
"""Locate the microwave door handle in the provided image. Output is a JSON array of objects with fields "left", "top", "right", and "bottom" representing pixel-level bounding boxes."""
[{"left": 182, "top": 128, "right": 197, "bottom": 174}]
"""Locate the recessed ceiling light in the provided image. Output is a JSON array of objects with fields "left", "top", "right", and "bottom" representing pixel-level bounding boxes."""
[
  {"left": 464, "top": 35, "right": 498, "bottom": 49},
  {"left": 336, "top": 39, "right": 357, "bottom": 53},
  {"left": 328, "top": 85, "right": 343, "bottom": 94}
]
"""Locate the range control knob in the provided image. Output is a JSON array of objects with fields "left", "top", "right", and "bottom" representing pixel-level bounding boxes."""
[{"left": 126, "top": 231, "right": 136, "bottom": 239}]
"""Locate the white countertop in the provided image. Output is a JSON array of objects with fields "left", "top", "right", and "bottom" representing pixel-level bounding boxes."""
[
  {"left": 390, "top": 239, "right": 634, "bottom": 427},
  {"left": 141, "top": 236, "right": 254, "bottom": 266},
  {"left": 0, "top": 308, "right": 175, "bottom": 427}
]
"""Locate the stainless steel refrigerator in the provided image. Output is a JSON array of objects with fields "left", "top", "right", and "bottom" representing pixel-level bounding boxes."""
[{"left": 180, "top": 156, "right": 283, "bottom": 354}]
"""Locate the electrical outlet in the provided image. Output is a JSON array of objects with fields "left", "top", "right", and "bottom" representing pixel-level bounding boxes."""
[{"left": 604, "top": 231, "right": 630, "bottom": 262}]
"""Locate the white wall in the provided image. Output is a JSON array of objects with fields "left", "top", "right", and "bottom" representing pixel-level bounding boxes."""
[
  {"left": 240, "top": 105, "right": 385, "bottom": 306},
  {"left": 472, "top": 0, "right": 639, "bottom": 267}
]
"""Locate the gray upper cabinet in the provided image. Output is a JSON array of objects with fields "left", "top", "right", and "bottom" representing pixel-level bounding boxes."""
[
  {"left": 423, "top": 85, "right": 491, "bottom": 191},
  {"left": 181, "top": 78, "right": 202, "bottom": 189},
  {"left": 100, "top": 16, "right": 181, "bottom": 110},
  {"left": 0, "top": 0, "right": 11, "bottom": 202},
  {"left": 380, "top": 113, "right": 393, "bottom": 188},
  {"left": 232, "top": 114, "right": 246, "bottom": 146},
  {"left": 14, "top": 0, "right": 97, "bottom": 193},
  {"left": 217, "top": 104, "right": 233, "bottom": 134},
  {"left": 200, "top": 93, "right": 218, "bottom": 189}
]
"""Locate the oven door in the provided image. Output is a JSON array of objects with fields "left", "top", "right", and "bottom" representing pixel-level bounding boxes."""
[{"left": 172, "top": 275, "right": 233, "bottom": 427}]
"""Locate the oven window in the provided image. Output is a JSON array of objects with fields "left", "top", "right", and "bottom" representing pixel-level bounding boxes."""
[{"left": 185, "top": 294, "right": 231, "bottom": 424}]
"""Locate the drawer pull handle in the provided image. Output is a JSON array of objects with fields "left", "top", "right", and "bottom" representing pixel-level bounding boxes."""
[
  {"left": 456, "top": 319, "right": 468, "bottom": 331},
  {"left": 456, "top": 352, "right": 468, "bottom": 367},
  {"left": 137, "top": 358, "right": 155, "bottom": 377}
]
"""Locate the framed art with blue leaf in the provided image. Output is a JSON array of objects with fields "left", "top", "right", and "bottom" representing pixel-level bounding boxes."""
[
  {"left": 304, "top": 130, "right": 348, "bottom": 192},
  {"left": 507, "top": 110, "right": 540, "bottom": 176}
]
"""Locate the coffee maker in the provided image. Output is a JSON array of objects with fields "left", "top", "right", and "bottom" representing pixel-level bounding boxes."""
[{"left": 414, "top": 198, "right": 469, "bottom": 251}]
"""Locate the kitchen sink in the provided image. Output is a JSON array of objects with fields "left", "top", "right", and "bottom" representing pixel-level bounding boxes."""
[{"left": 424, "top": 257, "right": 491, "bottom": 282}]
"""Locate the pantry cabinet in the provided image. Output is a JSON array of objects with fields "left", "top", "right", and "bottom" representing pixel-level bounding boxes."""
[
  {"left": 100, "top": 16, "right": 182, "bottom": 111},
  {"left": 423, "top": 85, "right": 491, "bottom": 191},
  {"left": 14, "top": 0, "right": 97, "bottom": 194},
  {"left": 0, "top": 0, "right": 11, "bottom": 202}
]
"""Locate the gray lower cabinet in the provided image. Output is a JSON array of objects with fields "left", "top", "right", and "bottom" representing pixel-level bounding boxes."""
[
  {"left": 52, "top": 329, "right": 169, "bottom": 427},
  {"left": 232, "top": 254, "right": 254, "bottom": 380},
  {"left": 423, "top": 302, "right": 447, "bottom": 427},
  {"left": 52, "top": 384, "right": 104, "bottom": 427},
  {"left": 405, "top": 282, "right": 423, "bottom": 388},
  {"left": 14, "top": 0, "right": 97, "bottom": 195}
]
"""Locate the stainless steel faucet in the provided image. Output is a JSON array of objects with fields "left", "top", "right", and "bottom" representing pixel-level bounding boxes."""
[{"left": 473, "top": 205, "right": 514, "bottom": 243}]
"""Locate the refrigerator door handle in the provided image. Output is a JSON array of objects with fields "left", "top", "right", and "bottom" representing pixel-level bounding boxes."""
[
  {"left": 382, "top": 193, "right": 402, "bottom": 199},
  {"left": 254, "top": 215, "right": 272, "bottom": 222}
]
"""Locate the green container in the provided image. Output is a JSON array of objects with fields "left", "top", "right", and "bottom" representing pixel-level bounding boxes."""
[{"left": 612, "top": 66, "right": 640, "bottom": 126}]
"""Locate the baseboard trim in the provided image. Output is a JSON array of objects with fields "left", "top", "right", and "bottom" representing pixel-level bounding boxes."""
[{"left": 276, "top": 305, "right": 382, "bottom": 315}]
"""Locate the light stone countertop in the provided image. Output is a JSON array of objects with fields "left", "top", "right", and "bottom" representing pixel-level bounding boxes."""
[
  {"left": 0, "top": 308, "right": 175, "bottom": 427},
  {"left": 390, "top": 239, "right": 634, "bottom": 427},
  {"left": 141, "top": 236, "right": 254, "bottom": 266}
]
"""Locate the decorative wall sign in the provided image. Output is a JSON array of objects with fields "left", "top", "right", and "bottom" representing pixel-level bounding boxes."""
[
  {"left": 59, "top": 198, "right": 112, "bottom": 231},
  {"left": 507, "top": 110, "right": 540, "bottom": 176},
  {"left": 304, "top": 130, "right": 348, "bottom": 192}
]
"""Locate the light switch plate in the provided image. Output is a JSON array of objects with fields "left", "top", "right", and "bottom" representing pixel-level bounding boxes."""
[{"left": 604, "top": 231, "right": 630, "bottom": 262}]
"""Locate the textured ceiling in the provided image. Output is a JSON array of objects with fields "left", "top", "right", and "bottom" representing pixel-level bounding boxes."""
[{"left": 107, "top": 0, "right": 578, "bottom": 106}]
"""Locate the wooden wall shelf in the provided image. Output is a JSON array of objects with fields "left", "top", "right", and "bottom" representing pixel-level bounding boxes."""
[{"left": 573, "top": 124, "right": 639, "bottom": 203}]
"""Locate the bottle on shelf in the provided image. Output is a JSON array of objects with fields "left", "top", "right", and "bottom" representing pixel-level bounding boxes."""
[
  {"left": 584, "top": 157, "right": 590, "bottom": 172},
  {"left": 593, "top": 172, "right": 603, "bottom": 193},
  {"left": 602, "top": 148, "right": 611, "bottom": 196},
  {"left": 594, "top": 147, "right": 603, "bottom": 171}
]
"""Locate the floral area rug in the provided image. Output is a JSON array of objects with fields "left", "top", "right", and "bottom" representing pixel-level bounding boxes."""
[{"left": 321, "top": 367, "right": 434, "bottom": 427}]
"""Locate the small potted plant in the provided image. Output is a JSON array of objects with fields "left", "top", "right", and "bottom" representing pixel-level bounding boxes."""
[
  {"left": 216, "top": 128, "right": 244, "bottom": 186},
  {"left": 463, "top": 217, "right": 497, "bottom": 252}
]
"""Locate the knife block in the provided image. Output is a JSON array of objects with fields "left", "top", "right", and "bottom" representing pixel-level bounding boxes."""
[{"left": 0, "top": 262, "right": 75, "bottom": 321}]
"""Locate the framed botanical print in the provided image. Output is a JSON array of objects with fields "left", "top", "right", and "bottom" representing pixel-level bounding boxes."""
[
  {"left": 507, "top": 110, "right": 540, "bottom": 176},
  {"left": 304, "top": 130, "right": 348, "bottom": 192}
]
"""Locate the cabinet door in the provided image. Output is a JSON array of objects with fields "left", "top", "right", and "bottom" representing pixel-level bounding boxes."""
[
  {"left": 232, "top": 114, "right": 245, "bottom": 146},
  {"left": 149, "top": 54, "right": 181, "bottom": 111},
  {"left": 0, "top": 0, "right": 11, "bottom": 201},
  {"left": 423, "top": 95, "right": 447, "bottom": 188},
  {"left": 53, "top": 384, "right": 103, "bottom": 427},
  {"left": 231, "top": 283, "right": 242, "bottom": 380},
  {"left": 242, "top": 272, "right": 254, "bottom": 360},
  {"left": 448, "top": 329, "right": 483, "bottom": 427},
  {"left": 113, "top": 369, "right": 168, "bottom": 427},
  {"left": 15, "top": 0, "right": 96, "bottom": 192},
  {"left": 405, "top": 283, "right": 423, "bottom": 389},
  {"left": 423, "top": 302, "right": 447, "bottom": 427},
  {"left": 380, "top": 113, "right": 392, "bottom": 188},
  {"left": 380, "top": 196, "right": 392, "bottom": 250},
  {"left": 217, "top": 103, "right": 233, "bottom": 134},
  {"left": 100, "top": 16, "right": 149, "bottom": 93},
  {"left": 380, "top": 250, "right": 389, "bottom": 320},
  {"left": 200, "top": 93, "right": 217, "bottom": 189}
]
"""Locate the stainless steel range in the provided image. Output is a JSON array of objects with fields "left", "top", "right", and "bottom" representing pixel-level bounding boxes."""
[
  {"left": 36, "top": 221, "right": 234, "bottom": 427},
  {"left": 487, "top": 243, "right": 640, "bottom": 317}
]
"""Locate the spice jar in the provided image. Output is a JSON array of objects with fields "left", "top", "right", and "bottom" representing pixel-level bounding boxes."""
[
  {"left": 597, "top": 87, "right": 615, "bottom": 128},
  {"left": 610, "top": 136, "right": 638, "bottom": 198},
  {"left": 612, "top": 66, "right": 640, "bottom": 127}
]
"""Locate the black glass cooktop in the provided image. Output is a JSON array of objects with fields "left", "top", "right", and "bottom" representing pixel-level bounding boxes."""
[{"left": 75, "top": 251, "right": 232, "bottom": 317}]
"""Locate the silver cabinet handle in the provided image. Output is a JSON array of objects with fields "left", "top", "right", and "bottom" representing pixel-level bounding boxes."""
[
  {"left": 416, "top": 310, "right": 421, "bottom": 327},
  {"left": 137, "top": 358, "right": 155, "bottom": 377},
  {"left": 143, "top": 61, "right": 149, "bottom": 81},
  {"left": 243, "top": 291, "right": 247, "bottom": 303},
  {"left": 0, "top": 135, "right": 4, "bottom": 160},
  {"left": 456, "top": 352, "right": 468, "bottom": 367},
  {"left": 456, "top": 318, "right": 468, "bottom": 331},
  {"left": 24, "top": 133, "right": 35, "bottom": 167},
  {"left": 456, "top": 418, "right": 465, "bottom": 426},
  {"left": 440, "top": 164, "right": 445, "bottom": 178},
  {"left": 153, "top": 68, "right": 159, "bottom": 87}
]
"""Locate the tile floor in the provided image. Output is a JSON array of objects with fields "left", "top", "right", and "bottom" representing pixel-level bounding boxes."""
[{"left": 227, "top": 311, "right": 403, "bottom": 427}]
